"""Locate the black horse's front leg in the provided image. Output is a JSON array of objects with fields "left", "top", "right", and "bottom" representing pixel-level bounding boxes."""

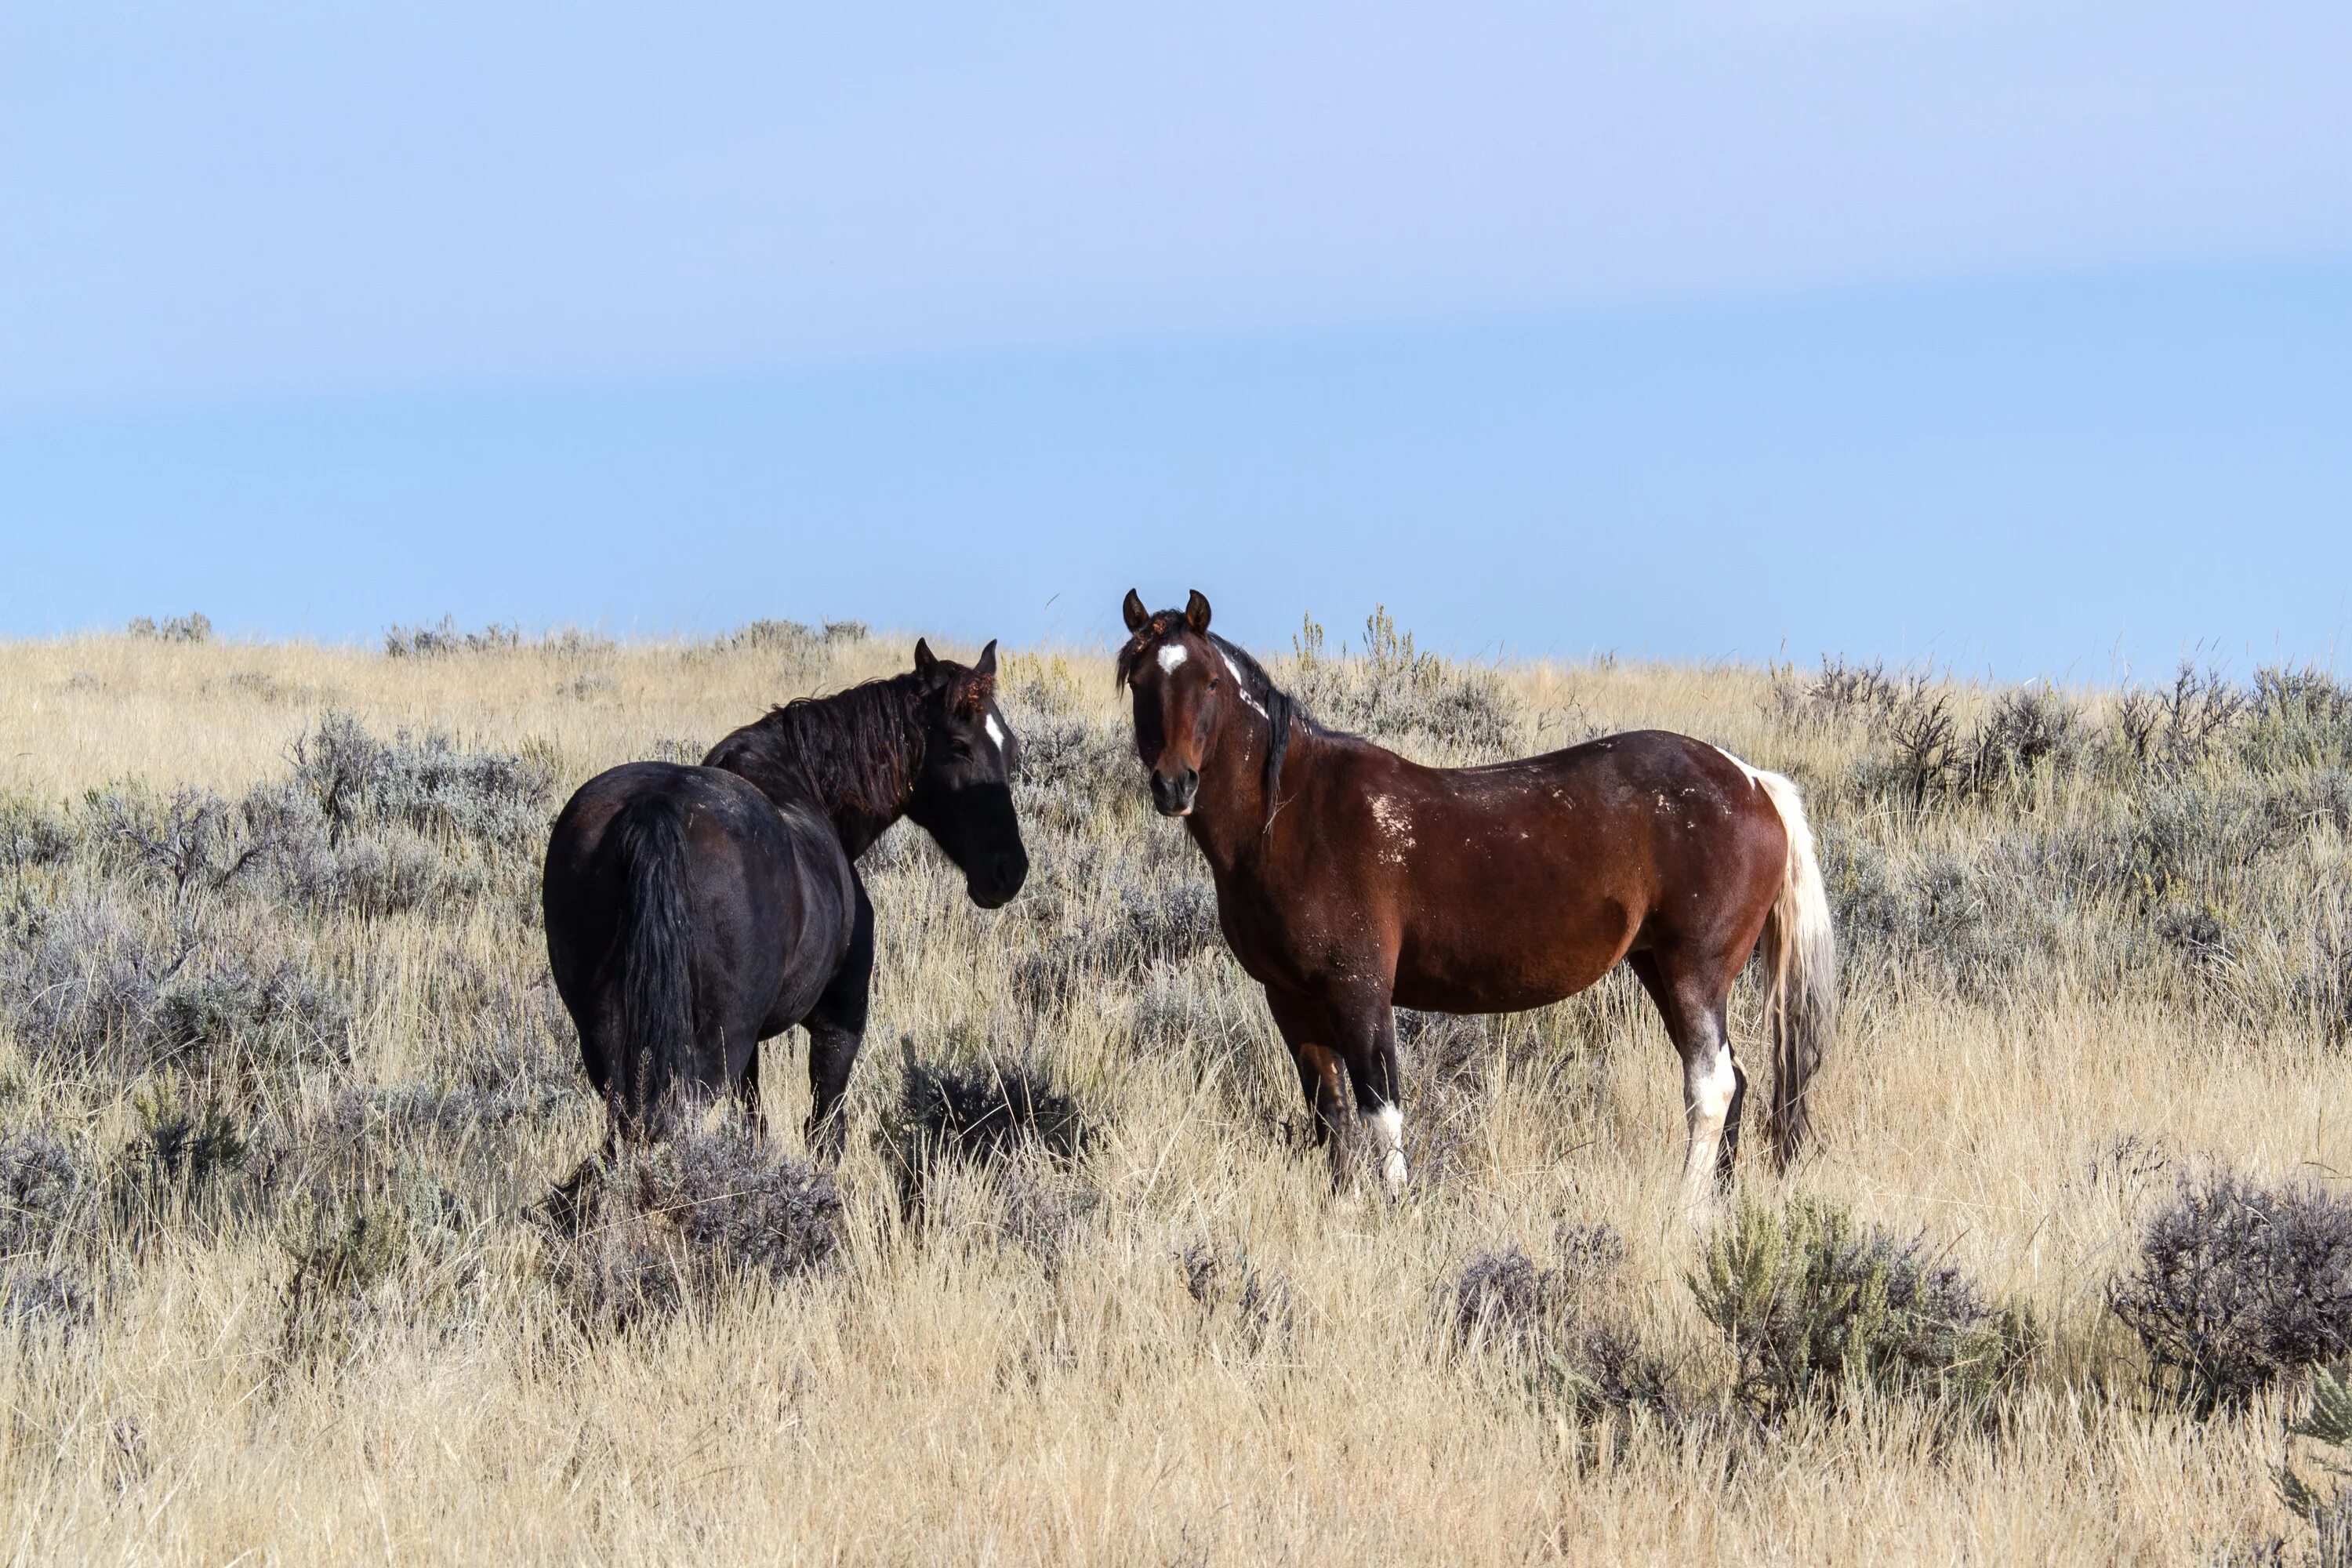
[
  {"left": 802, "top": 881, "right": 875, "bottom": 1164},
  {"left": 803, "top": 1024, "right": 860, "bottom": 1163}
]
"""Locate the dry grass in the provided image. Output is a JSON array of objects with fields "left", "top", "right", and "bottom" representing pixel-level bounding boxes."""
[{"left": 2, "top": 622, "right": 2350, "bottom": 1564}]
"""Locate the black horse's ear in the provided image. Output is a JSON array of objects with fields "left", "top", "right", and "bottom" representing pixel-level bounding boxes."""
[
  {"left": 975, "top": 639, "right": 997, "bottom": 677},
  {"left": 1185, "top": 590, "right": 1212, "bottom": 633},
  {"left": 913, "top": 638, "right": 938, "bottom": 680},
  {"left": 1121, "top": 589, "right": 1149, "bottom": 633}
]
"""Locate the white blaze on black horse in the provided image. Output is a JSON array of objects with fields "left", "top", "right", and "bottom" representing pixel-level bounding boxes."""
[
  {"left": 543, "top": 640, "right": 1027, "bottom": 1152},
  {"left": 1116, "top": 590, "right": 1836, "bottom": 1206}
]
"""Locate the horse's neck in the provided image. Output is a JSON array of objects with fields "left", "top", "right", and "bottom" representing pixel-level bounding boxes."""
[
  {"left": 814, "top": 757, "right": 917, "bottom": 863},
  {"left": 1185, "top": 708, "right": 1292, "bottom": 877},
  {"left": 721, "top": 703, "right": 919, "bottom": 861},
  {"left": 827, "top": 800, "right": 900, "bottom": 861}
]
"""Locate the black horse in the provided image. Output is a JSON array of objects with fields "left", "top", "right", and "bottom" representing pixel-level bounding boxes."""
[{"left": 543, "top": 639, "right": 1027, "bottom": 1152}]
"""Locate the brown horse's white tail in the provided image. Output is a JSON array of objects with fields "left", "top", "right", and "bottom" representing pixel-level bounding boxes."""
[{"left": 1748, "top": 768, "right": 1836, "bottom": 1168}]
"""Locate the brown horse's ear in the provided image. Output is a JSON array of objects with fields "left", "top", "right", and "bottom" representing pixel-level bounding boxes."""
[
  {"left": 1121, "top": 589, "right": 1149, "bottom": 633},
  {"left": 975, "top": 639, "right": 997, "bottom": 677},
  {"left": 1185, "top": 590, "right": 1212, "bottom": 633},
  {"left": 913, "top": 638, "right": 938, "bottom": 680}
]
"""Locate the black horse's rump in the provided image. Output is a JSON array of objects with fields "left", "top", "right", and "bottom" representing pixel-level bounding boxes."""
[{"left": 542, "top": 640, "right": 1027, "bottom": 1150}]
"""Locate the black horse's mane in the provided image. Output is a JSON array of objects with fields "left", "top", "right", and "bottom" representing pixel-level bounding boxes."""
[
  {"left": 706, "top": 673, "right": 927, "bottom": 836},
  {"left": 1116, "top": 614, "right": 1313, "bottom": 826}
]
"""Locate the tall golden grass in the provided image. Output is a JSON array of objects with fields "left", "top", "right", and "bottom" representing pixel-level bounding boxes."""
[{"left": 1, "top": 622, "right": 2345, "bottom": 1564}]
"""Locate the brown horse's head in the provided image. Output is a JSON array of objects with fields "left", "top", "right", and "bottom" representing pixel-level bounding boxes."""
[{"left": 1116, "top": 587, "right": 1232, "bottom": 818}]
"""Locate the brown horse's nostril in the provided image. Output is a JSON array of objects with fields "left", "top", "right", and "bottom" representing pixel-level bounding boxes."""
[{"left": 1149, "top": 768, "right": 1200, "bottom": 817}]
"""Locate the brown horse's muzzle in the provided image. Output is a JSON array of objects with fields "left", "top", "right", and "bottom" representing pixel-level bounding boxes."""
[{"left": 1149, "top": 766, "right": 1199, "bottom": 818}]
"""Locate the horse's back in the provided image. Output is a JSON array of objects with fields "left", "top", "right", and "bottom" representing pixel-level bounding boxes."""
[{"left": 1323, "top": 728, "right": 1777, "bottom": 869}]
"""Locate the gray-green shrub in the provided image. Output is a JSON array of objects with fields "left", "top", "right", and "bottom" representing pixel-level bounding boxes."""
[
  {"left": 1690, "top": 1197, "right": 2036, "bottom": 1420},
  {"left": 2111, "top": 1173, "right": 2352, "bottom": 1412}
]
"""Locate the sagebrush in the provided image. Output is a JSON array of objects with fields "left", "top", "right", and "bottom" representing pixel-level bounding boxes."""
[{"left": 0, "top": 627, "right": 2347, "bottom": 1562}]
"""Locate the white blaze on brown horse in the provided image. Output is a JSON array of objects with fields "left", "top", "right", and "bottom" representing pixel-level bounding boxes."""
[{"left": 1116, "top": 589, "right": 1836, "bottom": 1207}]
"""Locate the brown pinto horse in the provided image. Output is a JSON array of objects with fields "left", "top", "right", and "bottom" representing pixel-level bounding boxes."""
[{"left": 1117, "top": 590, "right": 1835, "bottom": 1204}]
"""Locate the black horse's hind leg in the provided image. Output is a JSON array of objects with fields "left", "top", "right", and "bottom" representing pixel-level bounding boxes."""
[
  {"left": 1627, "top": 949, "right": 1744, "bottom": 1203},
  {"left": 801, "top": 882, "right": 875, "bottom": 1164},
  {"left": 1266, "top": 986, "right": 1351, "bottom": 1189},
  {"left": 737, "top": 1044, "right": 770, "bottom": 1138}
]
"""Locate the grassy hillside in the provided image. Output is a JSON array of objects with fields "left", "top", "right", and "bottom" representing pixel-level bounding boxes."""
[{"left": 2, "top": 615, "right": 2350, "bottom": 1564}]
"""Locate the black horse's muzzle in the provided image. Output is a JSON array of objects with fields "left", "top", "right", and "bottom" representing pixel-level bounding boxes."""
[
  {"left": 1149, "top": 767, "right": 1199, "bottom": 818},
  {"left": 967, "top": 846, "right": 1029, "bottom": 909}
]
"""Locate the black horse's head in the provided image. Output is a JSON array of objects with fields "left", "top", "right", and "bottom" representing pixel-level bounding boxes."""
[{"left": 906, "top": 637, "right": 1029, "bottom": 908}]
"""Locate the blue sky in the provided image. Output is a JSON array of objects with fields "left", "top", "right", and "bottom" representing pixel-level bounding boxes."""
[{"left": 3, "top": 2, "right": 2347, "bottom": 675}]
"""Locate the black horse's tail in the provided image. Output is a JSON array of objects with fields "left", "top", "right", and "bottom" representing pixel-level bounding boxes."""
[{"left": 610, "top": 793, "right": 695, "bottom": 1139}]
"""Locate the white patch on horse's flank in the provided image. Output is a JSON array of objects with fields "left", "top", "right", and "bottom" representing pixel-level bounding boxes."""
[
  {"left": 1217, "top": 647, "right": 1271, "bottom": 719},
  {"left": 1367, "top": 1103, "right": 1408, "bottom": 1192},
  {"left": 984, "top": 713, "right": 1005, "bottom": 751},
  {"left": 1156, "top": 643, "right": 1189, "bottom": 674},
  {"left": 1370, "top": 795, "right": 1415, "bottom": 864}
]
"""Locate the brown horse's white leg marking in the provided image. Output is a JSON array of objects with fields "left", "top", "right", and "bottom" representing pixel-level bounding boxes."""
[
  {"left": 1682, "top": 1035, "right": 1738, "bottom": 1207},
  {"left": 1366, "top": 1103, "right": 1407, "bottom": 1194}
]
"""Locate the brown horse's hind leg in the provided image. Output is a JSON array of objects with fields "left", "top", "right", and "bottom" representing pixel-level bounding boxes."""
[
  {"left": 1627, "top": 950, "right": 1744, "bottom": 1208},
  {"left": 1266, "top": 988, "right": 1352, "bottom": 1190}
]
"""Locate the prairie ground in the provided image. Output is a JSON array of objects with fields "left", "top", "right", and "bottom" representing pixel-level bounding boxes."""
[{"left": 2, "top": 618, "right": 2349, "bottom": 1565}]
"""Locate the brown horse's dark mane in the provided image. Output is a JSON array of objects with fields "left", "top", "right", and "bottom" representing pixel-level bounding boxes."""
[
  {"left": 1116, "top": 615, "right": 1310, "bottom": 827},
  {"left": 707, "top": 673, "right": 930, "bottom": 845}
]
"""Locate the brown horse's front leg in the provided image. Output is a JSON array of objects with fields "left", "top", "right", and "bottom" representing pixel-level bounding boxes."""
[
  {"left": 1298, "top": 1044, "right": 1352, "bottom": 1190},
  {"left": 1265, "top": 987, "right": 1352, "bottom": 1189},
  {"left": 1323, "top": 989, "right": 1408, "bottom": 1196}
]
